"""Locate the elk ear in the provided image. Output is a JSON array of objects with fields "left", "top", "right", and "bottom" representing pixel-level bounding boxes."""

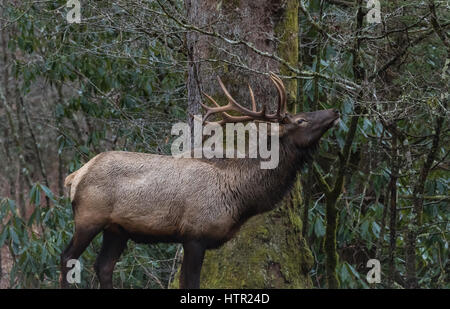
[
  {"left": 277, "top": 114, "right": 297, "bottom": 136},
  {"left": 278, "top": 123, "right": 298, "bottom": 136},
  {"left": 281, "top": 114, "right": 295, "bottom": 124}
]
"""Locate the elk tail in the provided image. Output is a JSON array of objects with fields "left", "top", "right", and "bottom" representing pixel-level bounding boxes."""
[{"left": 64, "top": 171, "right": 77, "bottom": 188}]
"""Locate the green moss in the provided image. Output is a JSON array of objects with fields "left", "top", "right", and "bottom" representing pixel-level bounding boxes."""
[
  {"left": 287, "top": 177, "right": 303, "bottom": 232},
  {"left": 274, "top": 0, "right": 299, "bottom": 113},
  {"left": 199, "top": 206, "right": 313, "bottom": 288},
  {"left": 324, "top": 198, "right": 340, "bottom": 288}
]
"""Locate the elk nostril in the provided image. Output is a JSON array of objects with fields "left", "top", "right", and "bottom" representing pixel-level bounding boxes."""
[{"left": 333, "top": 109, "right": 339, "bottom": 115}]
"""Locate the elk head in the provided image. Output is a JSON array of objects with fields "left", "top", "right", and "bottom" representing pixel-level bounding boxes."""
[{"left": 200, "top": 72, "right": 340, "bottom": 150}]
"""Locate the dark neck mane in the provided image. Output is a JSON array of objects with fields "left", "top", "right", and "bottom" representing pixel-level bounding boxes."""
[{"left": 209, "top": 136, "right": 317, "bottom": 223}]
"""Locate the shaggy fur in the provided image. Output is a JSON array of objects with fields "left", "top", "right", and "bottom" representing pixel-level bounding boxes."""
[{"left": 60, "top": 108, "right": 339, "bottom": 289}]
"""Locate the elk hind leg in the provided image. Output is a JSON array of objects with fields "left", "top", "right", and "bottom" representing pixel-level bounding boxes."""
[{"left": 60, "top": 224, "right": 103, "bottom": 288}]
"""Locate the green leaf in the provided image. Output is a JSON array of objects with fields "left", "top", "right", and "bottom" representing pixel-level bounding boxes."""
[
  {"left": 43, "top": 208, "right": 53, "bottom": 224},
  {"left": 0, "top": 227, "right": 9, "bottom": 247},
  {"left": 340, "top": 263, "right": 351, "bottom": 282},
  {"left": 79, "top": 145, "right": 90, "bottom": 155},
  {"left": 361, "top": 220, "right": 370, "bottom": 237},
  {"left": 29, "top": 184, "right": 41, "bottom": 206},
  {"left": 9, "top": 226, "right": 20, "bottom": 245},
  {"left": 371, "top": 221, "right": 381, "bottom": 238},
  {"left": 40, "top": 184, "right": 55, "bottom": 200},
  {"left": 27, "top": 208, "right": 38, "bottom": 226},
  {"left": 314, "top": 217, "right": 326, "bottom": 237},
  {"left": 7, "top": 199, "right": 16, "bottom": 214}
]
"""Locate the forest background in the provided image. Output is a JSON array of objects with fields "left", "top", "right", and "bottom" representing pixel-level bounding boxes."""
[{"left": 0, "top": 0, "right": 448, "bottom": 289}]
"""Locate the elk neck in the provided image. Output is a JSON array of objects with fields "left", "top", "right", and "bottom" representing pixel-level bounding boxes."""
[{"left": 214, "top": 135, "right": 317, "bottom": 224}]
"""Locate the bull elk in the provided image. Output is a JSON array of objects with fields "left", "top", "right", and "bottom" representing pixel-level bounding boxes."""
[{"left": 60, "top": 73, "right": 340, "bottom": 289}]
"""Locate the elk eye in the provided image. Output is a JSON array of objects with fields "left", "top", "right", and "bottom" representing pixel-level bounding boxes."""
[{"left": 297, "top": 119, "right": 306, "bottom": 124}]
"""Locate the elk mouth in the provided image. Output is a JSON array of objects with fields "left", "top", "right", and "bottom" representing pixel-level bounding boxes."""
[{"left": 325, "top": 110, "right": 340, "bottom": 129}]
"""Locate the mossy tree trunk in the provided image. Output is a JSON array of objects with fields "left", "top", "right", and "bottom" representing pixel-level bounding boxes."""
[{"left": 183, "top": 0, "right": 313, "bottom": 288}]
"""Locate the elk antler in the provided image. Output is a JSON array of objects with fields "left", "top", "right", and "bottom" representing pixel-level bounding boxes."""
[
  {"left": 200, "top": 72, "right": 288, "bottom": 125},
  {"left": 269, "top": 72, "right": 287, "bottom": 118}
]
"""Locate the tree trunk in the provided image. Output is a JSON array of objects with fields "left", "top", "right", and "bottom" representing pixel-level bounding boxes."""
[
  {"left": 182, "top": 0, "right": 313, "bottom": 288},
  {"left": 387, "top": 131, "right": 398, "bottom": 288},
  {"left": 405, "top": 112, "right": 445, "bottom": 288}
]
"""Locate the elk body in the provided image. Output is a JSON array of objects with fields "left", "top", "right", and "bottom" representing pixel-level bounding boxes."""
[{"left": 60, "top": 73, "right": 339, "bottom": 289}]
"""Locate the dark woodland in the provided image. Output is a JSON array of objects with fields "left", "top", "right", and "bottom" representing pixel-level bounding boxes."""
[{"left": 0, "top": 0, "right": 448, "bottom": 289}]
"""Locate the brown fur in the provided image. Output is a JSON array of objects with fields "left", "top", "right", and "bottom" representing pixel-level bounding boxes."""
[{"left": 60, "top": 108, "right": 339, "bottom": 289}]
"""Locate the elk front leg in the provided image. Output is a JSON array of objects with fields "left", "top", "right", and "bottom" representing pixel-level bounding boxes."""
[
  {"left": 94, "top": 228, "right": 128, "bottom": 289},
  {"left": 179, "top": 241, "right": 206, "bottom": 289}
]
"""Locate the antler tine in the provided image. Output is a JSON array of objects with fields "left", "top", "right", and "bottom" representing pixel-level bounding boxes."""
[
  {"left": 200, "top": 92, "right": 230, "bottom": 122},
  {"left": 269, "top": 72, "right": 287, "bottom": 117},
  {"left": 274, "top": 74, "right": 287, "bottom": 115},
  {"left": 201, "top": 91, "right": 255, "bottom": 124},
  {"left": 248, "top": 84, "right": 257, "bottom": 112},
  {"left": 269, "top": 74, "right": 283, "bottom": 118},
  {"left": 217, "top": 77, "right": 265, "bottom": 118}
]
